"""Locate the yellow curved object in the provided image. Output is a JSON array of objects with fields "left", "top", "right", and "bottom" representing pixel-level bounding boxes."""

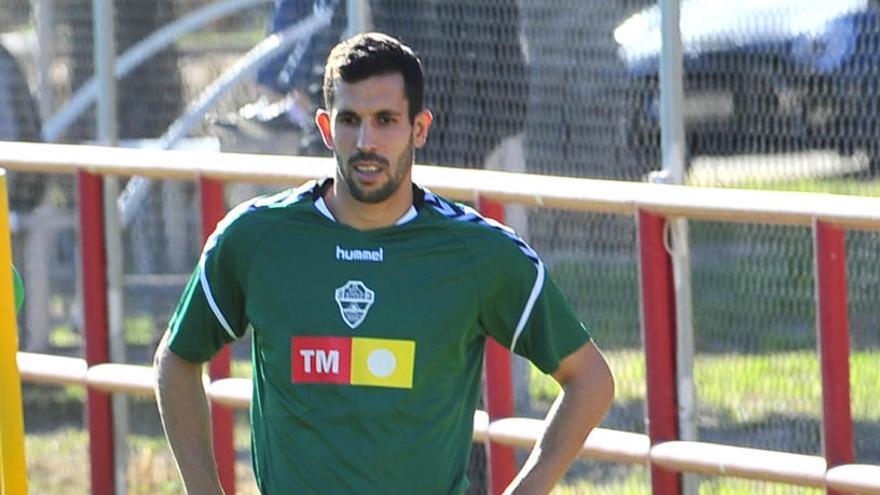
[{"left": 0, "top": 169, "right": 27, "bottom": 495}]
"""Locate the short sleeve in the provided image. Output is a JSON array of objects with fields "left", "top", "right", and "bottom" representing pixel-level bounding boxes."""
[
  {"left": 167, "top": 208, "right": 251, "bottom": 363},
  {"left": 509, "top": 275, "right": 591, "bottom": 374},
  {"left": 478, "top": 238, "right": 590, "bottom": 374}
]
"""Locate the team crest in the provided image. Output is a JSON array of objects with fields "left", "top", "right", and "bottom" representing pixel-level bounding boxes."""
[{"left": 335, "top": 280, "right": 375, "bottom": 329}]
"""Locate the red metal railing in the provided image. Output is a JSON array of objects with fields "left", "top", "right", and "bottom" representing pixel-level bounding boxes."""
[
  {"left": 815, "top": 222, "right": 854, "bottom": 495},
  {"left": 9, "top": 143, "right": 865, "bottom": 494},
  {"left": 77, "top": 171, "right": 115, "bottom": 495},
  {"left": 70, "top": 174, "right": 866, "bottom": 495},
  {"left": 637, "top": 211, "right": 682, "bottom": 494}
]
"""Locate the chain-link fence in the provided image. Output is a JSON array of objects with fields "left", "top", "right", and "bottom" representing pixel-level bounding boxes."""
[
  {"left": 3, "top": 0, "right": 880, "bottom": 493},
  {"left": 847, "top": 229, "right": 880, "bottom": 466}
]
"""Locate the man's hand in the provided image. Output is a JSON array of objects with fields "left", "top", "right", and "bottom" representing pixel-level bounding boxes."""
[
  {"left": 154, "top": 332, "right": 226, "bottom": 494},
  {"left": 504, "top": 340, "right": 615, "bottom": 495}
]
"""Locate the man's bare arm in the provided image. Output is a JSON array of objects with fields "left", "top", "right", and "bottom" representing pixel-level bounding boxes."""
[
  {"left": 504, "top": 340, "right": 615, "bottom": 495},
  {"left": 154, "top": 332, "right": 225, "bottom": 495}
]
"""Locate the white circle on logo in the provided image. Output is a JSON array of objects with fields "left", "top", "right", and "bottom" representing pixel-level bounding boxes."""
[{"left": 367, "top": 349, "right": 396, "bottom": 378}]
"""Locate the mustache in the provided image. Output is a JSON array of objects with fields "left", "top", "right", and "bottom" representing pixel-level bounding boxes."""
[{"left": 348, "top": 152, "right": 389, "bottom": 167}]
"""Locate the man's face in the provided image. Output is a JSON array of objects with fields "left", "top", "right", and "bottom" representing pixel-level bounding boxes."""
[{"left": 316, "top": 73, "right": 431, "bottom": 204}]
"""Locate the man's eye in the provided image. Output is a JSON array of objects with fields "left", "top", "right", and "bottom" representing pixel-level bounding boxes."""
[
  {"left": 378, "top": 115, "right": 396, "bottom": 125},
  {"left": 338, "top": 115, "right": 357, "bottom": 125}
]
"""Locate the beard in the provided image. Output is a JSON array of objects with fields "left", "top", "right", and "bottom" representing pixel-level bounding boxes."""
[{"left": 338, "top": 138, "right": 414, "bottom": 204}]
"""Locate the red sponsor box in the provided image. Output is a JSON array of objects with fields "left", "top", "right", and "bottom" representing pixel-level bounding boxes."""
[{"left": 291, "top": 336, "right": 352, "bottom": 384}]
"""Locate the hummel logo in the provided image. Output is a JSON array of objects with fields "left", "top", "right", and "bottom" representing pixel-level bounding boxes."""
[{"left": 336, "top": 245, "right": 384, "bottom": 263}]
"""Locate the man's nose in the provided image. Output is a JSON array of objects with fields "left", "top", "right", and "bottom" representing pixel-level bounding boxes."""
[{"left": 356, "top": 122, "right": 377, "bottom": 151}]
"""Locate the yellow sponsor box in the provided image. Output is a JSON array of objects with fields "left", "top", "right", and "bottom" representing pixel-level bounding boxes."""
[{"left": 351, "top": 337, "right": 415, "bottom": 389}]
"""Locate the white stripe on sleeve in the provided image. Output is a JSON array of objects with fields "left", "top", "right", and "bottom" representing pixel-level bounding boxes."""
[
  {"left": 509, "top": 260, "right": 545, "bottom": 352},
  {"left": 198, "top": 257, "right": 238, "bottom": 340}
]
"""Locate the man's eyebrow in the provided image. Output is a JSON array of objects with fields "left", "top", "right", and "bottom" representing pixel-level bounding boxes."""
[
  {"left": 335, "top": 108, "right": 403, "bottom": 118},
  {"left": 373, "top": 109, "right": 406, "bottom": 120}
]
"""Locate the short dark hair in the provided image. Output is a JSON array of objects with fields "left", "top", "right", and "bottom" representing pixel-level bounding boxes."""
[{"left": 323, "top": 32, "right": 424, "bottom": 122}]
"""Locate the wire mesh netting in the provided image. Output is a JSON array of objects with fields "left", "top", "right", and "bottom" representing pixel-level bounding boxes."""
[
  {"left": 2, "top": 0, "right": 880, "bottom": 493},
  {"left": 690, "top": 223, "right": 821, "bottom": 454},
  {"left": 847, "top": 230, "right": 880, "bottom": 465},
  {"left": 525, "top": 208, "right": 646, "bottom": 492}
]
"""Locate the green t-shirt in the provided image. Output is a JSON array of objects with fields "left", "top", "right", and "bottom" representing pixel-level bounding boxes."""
[{"left": 167, "top": 179, "right": 590, "bottom": 495}]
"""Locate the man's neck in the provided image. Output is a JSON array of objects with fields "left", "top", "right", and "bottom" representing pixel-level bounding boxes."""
[{"left": 323, "top": 180, "right": 414, "bottom": 230}]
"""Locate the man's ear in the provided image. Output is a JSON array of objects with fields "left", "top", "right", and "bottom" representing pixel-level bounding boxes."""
[
  {"left": 315, "top": 109, "right": 334, "bottom": 150},
  {"left": 412, "top": 109, "right": 433, "bottom": 149}
]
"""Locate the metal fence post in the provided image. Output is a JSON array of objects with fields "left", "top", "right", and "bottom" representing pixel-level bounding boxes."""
[
  {"left": 814, "top": 221, "right": 854, "bottom": 495},
  {"left": 345, "top": 0, "right": 372, "bottom": 37},
  {"left": 33, "top": 0, "right": 55, "bottom": 121},
  {"left": 637, "top": 210, "right": 681, "bottom": 494},
  {"left": 91, "top": 2, "right": 128, "bottom": 489},
  {"left": 200, "top": 177, "right": 236, "bottom": 495},
  {"left": 477, "top": 196, "right": 518, "bottom": 495},
  {"left": 0, "top": 169, "right": 27, "bottom": 495},
  {"left": 658, "top": 0, "right": 698, "bottom": 491},
  {"left": 78, "top": 170, "right": 115, "bottom": 495}
]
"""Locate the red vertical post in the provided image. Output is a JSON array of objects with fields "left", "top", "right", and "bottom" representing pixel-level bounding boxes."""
[
  {"left": 200, "top": 177, "right": 235, "bottom": 495},
  {"left": 637, "top": 211, "right": 681, "bottom": 495},
  {"left": 477, "top": 196, "right": 517, "bottom": 495},
  {"left": 77, "top": 171, "right": 115, "bottom": 495},
  {"left": 814, "top": 221, "right": 854, "bottom": 495}
]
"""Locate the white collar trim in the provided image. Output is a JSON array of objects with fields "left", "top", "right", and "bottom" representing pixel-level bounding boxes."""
[
  {"left": 314, "top": 196, "right": 418, "bottom": 226},
  {"left": 395, "top": 206, "right": 418, "bottom": 225},
  {"left": 314, "top": 196, "right": 335, "bottom": 221}
]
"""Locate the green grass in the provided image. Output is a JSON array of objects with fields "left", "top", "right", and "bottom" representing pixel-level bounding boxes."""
[
  {"left": 25, "top": 421, "right": 261, "bottom": 494},
  {"left": 532, "top": 349, "right": 880, "bottom": 494},
  {"left": 554, "top": 465, "right": 650, "bottom": 494},
  {"left": 21, "top": 347, "right": 878, "bottom": 493},
  {"left": 125, "top": 316, "right": 157, "bottom": 346},
  {"left": 25, "top": 186, "right": 880, "bottom": 493},
  {"left": 550, "top": 216, "right": 880, "bottom": 355},
  {"left": 49, "top": 325, "right": 82, "bottom": 347},
  {"left": 734, "top": 177, "right": 880, "bottom": 196},
  {"left": 529, "top": 349, "right": 646, "bottom": 406},
  {"left": 692, "top": 477, "right": 822, "bottom": 495},
  {"left": 555, "top": 473, "right": 827, "bottom": 494},
  {"left": 26, "top": 428, "right": 90, "bottom": 494},
  {"left": 23, "top": 381, "right": 86, "bottom": 405},
  {"left": 532, "top": 350, "right": 880, "bottom": 421},
  {"left": 549, "top": 259, "right": 642, "bottom": 349},
  {"left": 547, "top": 231, "right": 821, "bottom": 354},
  {"left": 553, "top": 468, "right": 823, "bottom": 494},
  {"left": 47, "top": 316, "right": 160, "bottom": 349},
  {"left": 232, "top": 357, "right": 253, "bottom": 378}
]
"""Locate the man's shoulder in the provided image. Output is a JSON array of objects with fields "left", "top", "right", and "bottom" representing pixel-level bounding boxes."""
[
  {"left": 419, "top": 188, "right": 539, "bottom": 261},
  {"left": 214, "top": 182, "right": 320, "bottom": 240}
]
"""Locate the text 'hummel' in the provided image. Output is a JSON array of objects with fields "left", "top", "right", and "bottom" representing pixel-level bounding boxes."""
[{"left": 336, "top": 245, "right": 384, "bottom": 262}]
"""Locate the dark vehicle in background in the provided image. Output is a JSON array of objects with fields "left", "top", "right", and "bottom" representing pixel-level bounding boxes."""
[{"left": 615, "top": 0, "right": 880, "bottom": 178}]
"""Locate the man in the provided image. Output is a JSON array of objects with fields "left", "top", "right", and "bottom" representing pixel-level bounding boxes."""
[{"left": 155, "top": 32, "right": 614, "bottom": 495}]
